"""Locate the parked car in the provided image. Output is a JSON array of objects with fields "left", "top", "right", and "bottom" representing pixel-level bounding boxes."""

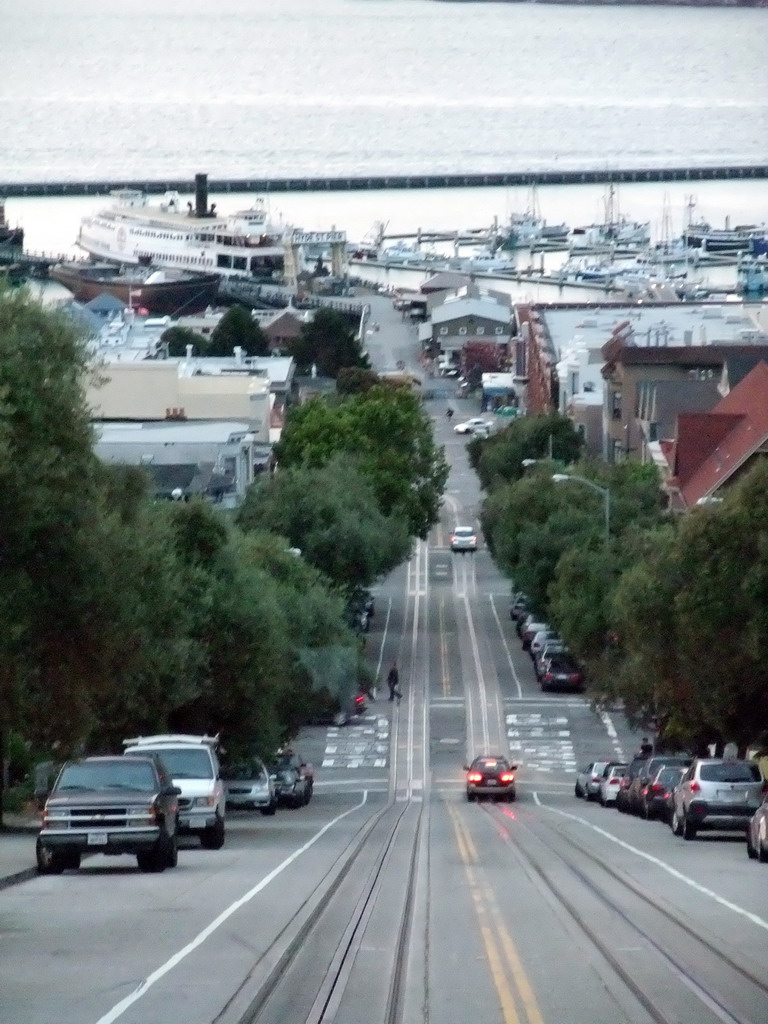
[
  {"left": 273, "top": 749, "right": 314, "bottom": 797},
  {"left": 516, "top": 611, "right": 540, "bottom": 639},
  {"left": 521, "top": 620, "right": 549, "bottom": 651},
  {"left": 509, "top": 593, "right": 529, "bottom": 621},
  {"left": 37, "top": 755, "right": 181, "bottom": 875},
  {"left": 268, "top": 753, "right": 313, "bottom": 808},
  {"left": 659, "top": 767, "right": 687, "bottom": 825},
  {"left": 641, "top": 764, "right": 688, "bottom": 821},
  {"left": 533, "top": 641, "right": 569, "bottom": 679},
  {"left": 599, "top": 764, "right": 627, "bottom": 806},
  {"left": 671, "top": 758, "right": 766, "bottom": 840},
  {"left": 529, "top": 629, "right": 561, "bottom": 659},
  {"left": 628, "top": 755, "right": 692, "bottom": 816},
  {"left": 122, "top": 733, "right": 226, "bottom": 849},
  {"left": 540, "top": 653, "right": 585, "bottom": 693},
  {"left": 450, "top": 526, "right": 478, "bottom": 553},
  {"left": 575, "top": 760, "right": 615, "bottom": 801},
  {"left": 465, "top": 755, "right": 517, "bottom": 802},
  {"left": 746, "top": 792, "right": 768, "bottom": 862},
  {"left": 454, "top": 417, "right": 492, "bottom": 435},
  {"left": 615, "top": 755, "right": 651, "bottom": 813},
  {"left": 222, "top": 756, "right": 277, "bottom": 815}
]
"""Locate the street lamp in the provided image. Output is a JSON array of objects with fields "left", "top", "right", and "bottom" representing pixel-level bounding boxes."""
[{"left": 552, "top": 473, "right": 611, "bottom": 543}]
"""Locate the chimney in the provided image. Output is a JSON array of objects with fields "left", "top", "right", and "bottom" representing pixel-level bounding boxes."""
[
  {"left": 683, "top": 329, "right": 693, "bottom": 346},
  {"left": 195, "top": 173, "right": 208, "bottom": 217},
  {"left": 233, "top": 345, "right": 244, "bottom": 365},
  {"left": 185, "top": 344, "right": 194, "bottom": 359}
]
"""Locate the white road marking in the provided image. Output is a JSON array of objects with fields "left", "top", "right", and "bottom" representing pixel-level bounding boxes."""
[
  {"left": 531, "top": 793, "right": 768, "bottom": 935},
  {"left": 93, "top": 792, "right": 369, "bottom": 1024},
  {"left": 488, "top": 594, "right": 523, "bottom": 699},
  {"left": 599, "top": 709, "right": 626, "bottom": 762}
]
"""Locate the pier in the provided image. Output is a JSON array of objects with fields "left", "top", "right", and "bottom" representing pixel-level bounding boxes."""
[{"left": 1, "top": 164, "right": 767, "bottom": 198}]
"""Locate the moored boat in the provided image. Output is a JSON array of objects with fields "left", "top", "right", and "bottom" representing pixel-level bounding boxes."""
[
  {"left": 76, "top": 173, "right": 286, "bottom": 280},
  {"left": 0, "top": 198, "right": 24, "bottom": 249},
  {"left": 569, "top": 183, "right": 650, "bottom": 251},
  {"left": 50, "top": 261, "right": 220, "bottom": 315},
  {"left": 683, "top": 218, "right": 768, "bottom": 254}
]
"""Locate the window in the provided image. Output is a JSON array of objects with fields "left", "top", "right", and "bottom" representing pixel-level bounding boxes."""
[
  {"left": 477, "top": 326, "right": 485, "bottom": 335},
  {"left": 612, "top": 390, "right": 622, "bottom": 420},
  {"left": 459, "top": 327, "right": 467, "bottom": 335},
  {"left": 439, "top": 327, "right": 448, "bottom": 335},
  {"left": 495, "top": 326, "right": 503, "bottom": 335}
]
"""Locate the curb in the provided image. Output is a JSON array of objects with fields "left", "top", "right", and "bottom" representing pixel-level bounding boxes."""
[{"left": 0, "top": 867, "right": 36, "bottom": 892}]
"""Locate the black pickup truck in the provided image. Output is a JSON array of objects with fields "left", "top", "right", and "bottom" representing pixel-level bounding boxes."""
[{"left": 36, "top": 755, "right": 181, "bottom": 874}]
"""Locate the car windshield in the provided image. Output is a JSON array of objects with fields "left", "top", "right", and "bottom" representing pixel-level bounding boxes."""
[
  {"left": 609, "top": 766, "right": 626, "bottom": 778},
  {"left": 454, "top": 528, "right": 474, "bottom": 537},
  {"left": 56, "top": 760, "right": 157, "bottom": 793},
  {"left": 700, "top": 762, "right": 761, "bottom": 783},
  {"left": 222, "top": 760, "right": 265, "bottom": 781},
  {"left": 656, "top": 767, "right": 683, "bottom": 784},
  {"left": 139, "top": 748, "right": 214, "bottom": 779}
]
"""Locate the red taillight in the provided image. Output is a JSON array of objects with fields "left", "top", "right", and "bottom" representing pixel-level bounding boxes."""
[
  {"left": 354, "top": 695, "right": 365, "bottom": 705},
  {"left": 642, "top": 786, "right": 649, "bottom": 795},
  {"left": 468, "top": 772, "right": 483, "bottom": 782},
  {"left": 569, "top": 674, "right": 581, "bottom": 683},
  {"left": 620, "top": 779, "right": 630, "bottom": 788},
  {"left": 543, "top": 673, "right": 553, "bottom": 681},
  {"left": 690, "top": 781, "right": 701, "bottom": 793},
  {"left": 649, "top": 784, "right": 664, "bottom": 794},
  {"left": 499, "top": 773, "right": 515, "bottom": 783},
  {"left": 609, "top": 778, "right": 620, "bottom": 785},
  {"left": 591, "top": 775, "right": 600, "bottom": 782}
]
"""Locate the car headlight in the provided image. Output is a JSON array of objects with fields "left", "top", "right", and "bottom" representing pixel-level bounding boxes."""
[{"left": 191, "top": 796, "right": 216, "bottom": 808}]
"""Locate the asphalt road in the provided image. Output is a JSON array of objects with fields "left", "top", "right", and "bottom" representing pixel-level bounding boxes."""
[{"left": 2, "top": 296, "right": 768, "bottom": 1024}]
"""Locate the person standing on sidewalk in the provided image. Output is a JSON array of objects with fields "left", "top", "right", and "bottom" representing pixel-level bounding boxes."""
[{"left": 387, "top": 661, "right": 402, "bottom": 703}]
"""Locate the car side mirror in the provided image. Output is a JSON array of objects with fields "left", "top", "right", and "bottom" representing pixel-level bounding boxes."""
[{"left": 510, "top": 764, "right": 518, "bottom": 771}]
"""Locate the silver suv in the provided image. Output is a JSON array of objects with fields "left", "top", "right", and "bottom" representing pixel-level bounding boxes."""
[
  {"left": 671, "top": 758, "right": 765, "bottom": 840},
  {"left": 123, "top": 734, "right": 226, "bottom": 849}
]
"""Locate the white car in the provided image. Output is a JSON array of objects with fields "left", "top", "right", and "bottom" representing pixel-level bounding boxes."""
[
  {"left": 122, "top": 734, "right": 226, "bottom": 849},
  {"left": 599, "top": 764, "right": 627, "bottom": 805},
  {"left": 454, "top": 417, "right": 492, "bottom": 435},
  {"left": 450, "top": 526, "right": 478, "bottom": 553}
]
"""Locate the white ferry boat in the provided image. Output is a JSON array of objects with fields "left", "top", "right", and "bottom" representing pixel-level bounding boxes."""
[{"left": 77, "top": 174, "right": 286, "bottom": 279}]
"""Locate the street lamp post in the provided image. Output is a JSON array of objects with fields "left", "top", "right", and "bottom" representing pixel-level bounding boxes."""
[{"left": 552, "top": 473, "right": 611, "bottom": 543}]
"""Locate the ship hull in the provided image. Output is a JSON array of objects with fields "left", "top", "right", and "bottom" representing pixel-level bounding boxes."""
[{"left": 51, "top": 263, "right": 219, "bottom": 315}]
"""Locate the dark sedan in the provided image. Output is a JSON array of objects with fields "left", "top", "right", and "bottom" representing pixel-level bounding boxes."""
[
  {"left": 627, "top": 755, "right": 692, "bottom": 816},
  {"left": 465, "top": 755, "right": 517, "bottom": 802},
  {"left": 640, "top": 764, "right": 689, "bottom": 820},
  {"left": 540, "top": 654, "right": 585, "bottom": 692}
]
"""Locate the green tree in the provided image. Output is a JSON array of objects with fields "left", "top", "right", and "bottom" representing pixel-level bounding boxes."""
[
  {"left": 0, "top": 289, "right": 104, "bottom": 819},
  {"left": 237, "top": 456, "right": 411, "bottom": 589},
  {"left": 469, "top": 413, "right": 583, "bottom": 489},
  {"left": 336, "top": 366, "right": 380, "bottom": 395},
  {"left": 208, "top": 305, "right": 269, "bottom": 357},
  {"left": 276, "top": 386, "right": 449, "bottom": 539},
  {"left": 290, "top": 307, "right": 369, "bottom": 377},
  {"left": 160, "top": 325, "right": 208, "bottom": 357}
]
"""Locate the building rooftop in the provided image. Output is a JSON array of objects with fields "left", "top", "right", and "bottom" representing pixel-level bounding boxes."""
[{"left": 95, "top": 420, "right": 254, "bottom": 445}]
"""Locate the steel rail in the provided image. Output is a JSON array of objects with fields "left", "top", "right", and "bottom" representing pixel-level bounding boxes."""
[{"left": 482, "top": 802, "right": 767, "bottom": 1024}]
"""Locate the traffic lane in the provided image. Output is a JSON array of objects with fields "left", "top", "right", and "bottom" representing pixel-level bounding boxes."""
[
  {"left": 0, "top": 792, "right": 379, "bottom": 1024},
  {"left": 435, "top": 793, "right": 656, "bottom": 1024},
  {"left": 428, "top": 796, "right": 538, "bottom": 1024},
  {"left": 472, "top": 796, "right": 766, "bottom": 1024},
  {"left": 527, "top": 789, "right": 768, "bottom": 980}
]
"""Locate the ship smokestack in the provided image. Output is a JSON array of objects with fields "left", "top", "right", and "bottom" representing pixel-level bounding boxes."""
[{"left": 195, "top": 173, "right": 208, "bottom": 217}]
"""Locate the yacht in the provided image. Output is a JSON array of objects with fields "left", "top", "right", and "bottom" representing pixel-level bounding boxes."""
[
  {"left": 495, "top": 186, "right": 569, "bottom": 250},
  {"left": 77, "top": 174, "right": 286, "bottom": 280}
]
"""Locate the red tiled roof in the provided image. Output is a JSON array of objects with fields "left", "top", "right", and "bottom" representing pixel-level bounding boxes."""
[{"left": 676, "top": 360, "right": 768, "bottom": 506}]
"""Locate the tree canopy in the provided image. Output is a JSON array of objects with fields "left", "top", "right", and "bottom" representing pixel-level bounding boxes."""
[
  {"left": 208, "top": 304, "right": 270, "bottom": 357},
  {"left": 289, "top": 307, "right": 369, "bottom": 377},
  {"left": 276, "top": 385, "right": 449, "bottom": 538}
]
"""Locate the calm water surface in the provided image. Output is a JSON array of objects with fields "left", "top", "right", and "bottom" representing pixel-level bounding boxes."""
[{"left": 1, "top": 0, "right": 766, "bottom": 181}]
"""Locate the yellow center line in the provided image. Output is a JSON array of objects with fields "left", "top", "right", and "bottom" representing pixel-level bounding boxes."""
[
  {"left": 447, "top": 802, "right": 548, "bottom": 1024},
  {"left": 440, "top": 596, "right": 451, "bottom": 697},
  {"left": 447, "top": 803, "right": 521, "bottom": 1024}
]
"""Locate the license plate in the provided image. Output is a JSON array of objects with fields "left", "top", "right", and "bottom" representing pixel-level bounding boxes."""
[
  {"left": 486, "top": 779, "right": 497, "bottom": 785},
  {"left": 87, "top": 832, "right": 108, "bottom": 846},
  {"left": 717, "top": 789, "right": 744, "bottom": 803}
]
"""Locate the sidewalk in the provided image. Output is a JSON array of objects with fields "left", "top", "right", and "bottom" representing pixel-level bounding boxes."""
[{"left": 0, "top": 813, "right": 38, "bottom": 890}]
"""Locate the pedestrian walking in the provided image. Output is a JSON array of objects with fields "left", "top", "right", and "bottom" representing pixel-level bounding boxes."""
[
  {"left": 638, "top": 736, "right": 653, "bottom": 757},
  {"left": 387, "top": 661, "right": 402, "bottom": 703}
]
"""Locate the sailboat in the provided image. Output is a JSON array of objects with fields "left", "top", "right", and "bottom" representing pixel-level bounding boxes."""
[
  {"left": 495, "top": 184, "right": 570, "bottom": 250},
  {"left": 569, "top": 183, "right": 650, "bottom": 251}
]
